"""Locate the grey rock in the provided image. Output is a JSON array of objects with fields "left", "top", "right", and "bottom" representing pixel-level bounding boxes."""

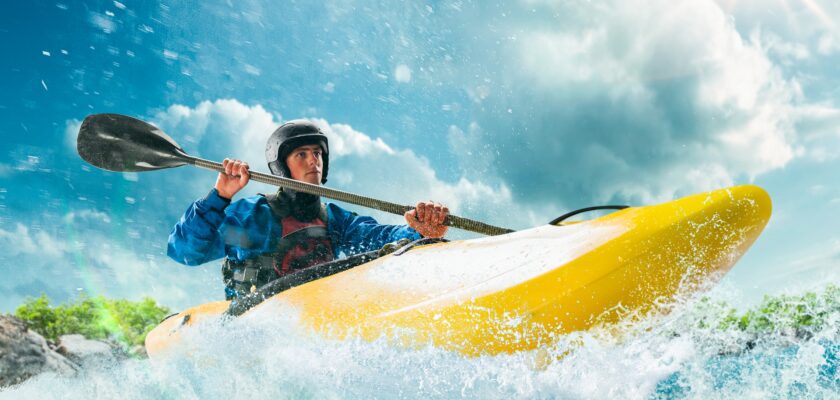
[
  {"left": 55, "top": 334, "right": 122, "bottom": 366},
  {"left": 0, "top": 315, "right": 77, "bottom": 387}
]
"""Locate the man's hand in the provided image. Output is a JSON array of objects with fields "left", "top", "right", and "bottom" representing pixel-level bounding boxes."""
[
  {"left": 405, "top": 201, "right": 449, "bottom": 238},
  {"left": 215, "top": 158, "right": 250, "bottom": 200}
]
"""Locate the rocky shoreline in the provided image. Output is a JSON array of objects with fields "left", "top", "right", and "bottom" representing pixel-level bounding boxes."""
[{"left": 0, "top": 315, "right": 136, "bottom": 388}]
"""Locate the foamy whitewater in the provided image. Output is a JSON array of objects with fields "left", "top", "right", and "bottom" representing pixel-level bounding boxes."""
[{"left": 2, "top": 283, "right": 837, "bottom": 400}]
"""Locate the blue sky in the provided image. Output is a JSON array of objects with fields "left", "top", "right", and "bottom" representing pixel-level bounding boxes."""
[{"left": 0, "top": 0, "right": 838, "bottom": 312}]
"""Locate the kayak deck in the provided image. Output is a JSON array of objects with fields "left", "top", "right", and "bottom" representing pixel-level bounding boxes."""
[{"left": 146, "top": 185, "right": 771, "bottom": 357}]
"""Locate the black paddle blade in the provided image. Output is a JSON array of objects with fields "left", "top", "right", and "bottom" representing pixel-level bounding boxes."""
[{"left": 77, "top": 113, "right": 191, "bottom": 172}]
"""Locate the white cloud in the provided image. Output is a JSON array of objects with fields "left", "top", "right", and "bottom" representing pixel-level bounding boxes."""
[
  {"left": 0, "top": 224, "right": 67, "bottom": 258},
  {"left": 148, "top": 100, "right": 521, "bottom": 231},
  {"left": 63, "top": 209, "right": 112, "bottom": 224},
  {"left": 96, "top": 0, "right": 837, "bottom": 212},
  {"left": 809, "top": 184, "right": 827, "bottom": 195},
  {"left": 315, "top": 121, "right": 395, "bottom": 157},
  {"left": 817, "top": 33, "right": 840, "bottom": 55},
  {"left": 755, "top": 238, "right": 840, "bottom": 295},
  {"left": 0, "top": 211, "right": 216, "bottom": 311},
  {"left": 795, "top": 104, "right": 840, "bottom": 141},
  {"left": 0, "top": 224, "right": 39, "bottom": 256},
  {"left": 152, "top": 99, "right": 279, "bottom": 167},
  {"left": 449, "top": 0, "right": 832, "bottom": 205},
  {"left": 794, "top": 103, "right": 840, "bottom": 161},
  {"left": 306, "top": 118, "right": 517, "bottom": 227},
  {"left": 394, "top": 64, "right": 412, "bottom": 83}
]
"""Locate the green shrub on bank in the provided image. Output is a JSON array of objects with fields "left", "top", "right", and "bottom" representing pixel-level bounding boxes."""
[
  {"left": 14, "top": 294, "right": 170, "bottom": 349},
  {"left": 695, "top": 284, "right": 839, "bottom": 335}
]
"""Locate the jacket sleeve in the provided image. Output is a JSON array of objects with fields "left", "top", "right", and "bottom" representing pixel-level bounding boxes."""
[
  {"left": 168, "top": 189, "right": 281, "bottom": 266},
  {"left": 167, "top": 189, "right": 231, "bottom": 266},
  {"left": 327, "top": 203, "right": 422, "bottom": 256}
]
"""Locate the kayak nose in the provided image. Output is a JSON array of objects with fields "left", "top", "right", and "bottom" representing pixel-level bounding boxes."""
[
  {"left": 725, "top": 184, "right": 772, "bottom": 228},
  {"left": 672, "top": 184, "right": 772, "bottom": 247}
]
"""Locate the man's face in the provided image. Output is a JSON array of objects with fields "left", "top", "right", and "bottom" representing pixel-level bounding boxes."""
[{"left": 285, "top": 144, "right": 323, "bottom": 185}]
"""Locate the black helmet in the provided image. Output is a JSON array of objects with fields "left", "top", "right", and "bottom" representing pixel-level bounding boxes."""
[{"left": 265, "top": 120, "right": 329, "bottom": 184}]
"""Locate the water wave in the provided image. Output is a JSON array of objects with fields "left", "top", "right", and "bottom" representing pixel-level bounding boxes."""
[{"left": 2, "top": 285, "right": 837, "bottom": 399}]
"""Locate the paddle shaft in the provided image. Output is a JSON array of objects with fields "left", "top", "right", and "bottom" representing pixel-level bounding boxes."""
[{"left": 189, "top": 157, "right": 514, "bottom": 236}]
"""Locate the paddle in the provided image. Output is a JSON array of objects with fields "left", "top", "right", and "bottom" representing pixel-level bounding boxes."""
[{"left": 76, "top": 113, "right": 514, "bottom": 236}]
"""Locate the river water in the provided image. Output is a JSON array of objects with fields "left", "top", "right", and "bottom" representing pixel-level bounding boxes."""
[{"left": 2, "top": 285, "right": 837, "bottom": 399}]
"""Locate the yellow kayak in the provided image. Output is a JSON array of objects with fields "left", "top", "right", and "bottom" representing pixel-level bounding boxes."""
[{"left": 146, "top": 185, "right": 771, "bottom": 357}]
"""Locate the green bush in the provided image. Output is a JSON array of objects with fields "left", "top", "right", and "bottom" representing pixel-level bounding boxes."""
[
  {"left": 737, "top": 284, "right": 838, "bottom": 334},
  {"left": 14, "top": 294, "right": 170, "bottom": 349},
  {"left": 695, "top": 284, "right": 839, "bottom": 335}
]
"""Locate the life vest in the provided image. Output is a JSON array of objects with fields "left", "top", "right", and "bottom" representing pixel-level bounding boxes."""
[{"left": 222, "top": 193, "right": 335, "bottom": 299}]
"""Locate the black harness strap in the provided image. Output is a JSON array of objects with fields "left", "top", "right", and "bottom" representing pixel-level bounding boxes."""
[
  {"left": 263, "top": 192, "right": 328, "bottom": 223},
  {"left": 222, "top": 193, "right": 333, "bottom": 299}
]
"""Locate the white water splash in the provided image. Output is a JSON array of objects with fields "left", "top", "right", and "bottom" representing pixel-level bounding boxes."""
[{"left": 2, "top": 285, "right": 837, "bottom": 399}]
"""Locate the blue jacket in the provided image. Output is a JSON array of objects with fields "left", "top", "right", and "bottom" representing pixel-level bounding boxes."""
[{"left": 167, "top": 189, "right": 422, "bottom": 267}]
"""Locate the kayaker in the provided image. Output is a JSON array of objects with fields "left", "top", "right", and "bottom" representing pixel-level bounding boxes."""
[{"left": 167, "top": 120, "right": 449, "bottom": 299}]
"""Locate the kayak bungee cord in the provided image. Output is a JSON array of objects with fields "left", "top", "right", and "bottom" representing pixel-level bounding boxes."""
[{"left": 549, "top": 205, "right": 629, "bottom": 225}]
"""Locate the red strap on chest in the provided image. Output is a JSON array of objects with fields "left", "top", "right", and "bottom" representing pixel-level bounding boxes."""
[{"left": 273, "top": 215, "right": 334, "bottom": 276}]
